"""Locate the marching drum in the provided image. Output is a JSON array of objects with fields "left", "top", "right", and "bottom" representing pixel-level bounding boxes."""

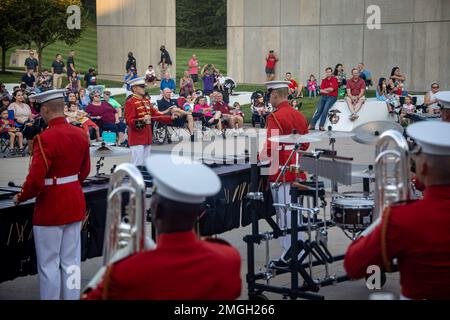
[{"left": 331, "top": 195, "right": 374, "bottom": 232}]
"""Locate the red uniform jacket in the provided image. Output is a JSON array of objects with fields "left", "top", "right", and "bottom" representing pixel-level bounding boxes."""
[
  {"left": 344, "top": 185, "right": 450, "bottom": 299},
  {"left": 83, "top": 231, "right": 242, "bottom": 300},
  {"left": 17, "top": 117, "right": 90, "bottom": 226},
  {"left": 124, "top": 94, "right": 172, "bottom": 146},
  {"left": 261, "top": 101, "right": 310, "bottom": 182}
]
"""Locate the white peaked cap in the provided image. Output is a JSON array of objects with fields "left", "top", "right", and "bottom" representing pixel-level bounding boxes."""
[{"left": 145, "top": 154, "right": 221, "bottom": 204}]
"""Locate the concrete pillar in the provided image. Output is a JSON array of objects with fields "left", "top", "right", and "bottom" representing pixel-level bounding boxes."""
[{"left": 96, "top": 0, "right": 176, "bottom": 81}]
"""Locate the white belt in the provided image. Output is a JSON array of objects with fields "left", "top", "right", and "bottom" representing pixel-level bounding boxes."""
[{"left": 44, "top": 174, "right": 79, "bottom": 186}]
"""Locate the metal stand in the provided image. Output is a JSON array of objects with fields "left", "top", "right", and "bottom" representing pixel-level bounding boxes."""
[{"left": 245, "top": 148, "right": 350, "bottom": 300}]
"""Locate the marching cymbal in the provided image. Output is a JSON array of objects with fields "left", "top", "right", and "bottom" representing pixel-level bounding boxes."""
[
  {"left": 269, "top": 134, "right": 321, "bottom": 144},
  {"left": 352, "top": 121, "right": 403, "bottom": 145},
  {"left": 90, "top": 145, "right": 130, "bottom": 158},
  {"left": 305, "top": 130, "right": 356, "bottom": 140},
  {"left": 352, "top": 169, "right": 375, "bottom": 179}
]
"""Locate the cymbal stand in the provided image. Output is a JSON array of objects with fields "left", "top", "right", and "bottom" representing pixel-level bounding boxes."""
[
  {"left": 272, "top": 142, "right": 301, "bottom": 232},
  {"left": 309, "top": 149, "right": 331, "bottom": 279}
]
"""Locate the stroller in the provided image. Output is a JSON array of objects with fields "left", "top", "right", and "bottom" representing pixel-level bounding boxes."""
[{"left": 223, "top": 77, "right": 237, "bottom": 96}]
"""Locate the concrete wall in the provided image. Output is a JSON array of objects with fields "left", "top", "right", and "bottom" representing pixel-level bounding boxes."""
[
  {"left": 228, "top": 0, "right": 450, "bottom": 91},
  {"left": 96, "top": 0, "right": 176, "bottom": 80}
]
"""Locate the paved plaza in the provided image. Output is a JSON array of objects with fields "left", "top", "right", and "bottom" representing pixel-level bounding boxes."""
[{"left": 0, "top": 127, "right": 401, "bottom": 300}]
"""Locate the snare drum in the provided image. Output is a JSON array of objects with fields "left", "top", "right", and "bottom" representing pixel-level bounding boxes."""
[{"left": 331, "top": 197, "right": 373, "bottom": 231}]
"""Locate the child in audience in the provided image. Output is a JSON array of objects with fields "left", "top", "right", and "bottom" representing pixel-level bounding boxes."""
[
  {"left": 400, "top": 95, "right": 415, "bottom": 126},
  {"left": 0, "top": 107, "right": 23, "bottom": 154},
  {"left": 306, "top": 75, "right": 318, "bottom": 98}
]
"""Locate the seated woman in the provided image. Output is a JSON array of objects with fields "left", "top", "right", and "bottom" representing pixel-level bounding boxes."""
[
  {"left": 212, "top": 92, "right": 244, "bottom": 134},
  {"left": 86, "top": 91, "right": 121, "bottom": 143},
  {"left": 0, "top": 107, "right": 23, "bottom": 154},
  {"left": 8, "top": 90, "right": 33, "bottom": 133},
  {"left": 376, "top": 77, "right": 394, "bottom": 113},
  {"left": 183, "top": 94, "right": 196, "bottom": 113},
  {"left": 66, "top": 71, "right": 81, "bottom": 93},
  {"left": 65, "top": 102, "right": 101, "bottom": 141},
  {"left": 390, "top": 66, "right": 406, "bottom": 96},
  {"left": 193, "top": 96, "right": 222, "bottom": 132}
]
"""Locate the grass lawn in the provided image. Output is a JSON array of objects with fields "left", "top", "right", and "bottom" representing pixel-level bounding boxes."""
[{"left": 0, "top": 24, "right": 398, "bottom": 123}]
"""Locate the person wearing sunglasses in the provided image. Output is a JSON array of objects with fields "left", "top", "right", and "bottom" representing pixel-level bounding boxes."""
[{"left": 424, "top": 82, "right": 441, "bottom": 114}]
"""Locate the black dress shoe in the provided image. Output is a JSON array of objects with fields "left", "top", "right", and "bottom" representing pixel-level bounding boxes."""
[{"left": 269, "top": 258, "right": 289, "bottom": 268}]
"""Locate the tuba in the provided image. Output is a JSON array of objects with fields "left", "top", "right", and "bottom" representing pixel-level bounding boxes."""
[
  {"left": 374, "top": 129, "right": 411, "bottom": 220},
  {"left": 373, "top": 129, "right": 411, "bottom": 272},
  {"left": 83, "top": 163, "right": 154, "bottom": 293}
]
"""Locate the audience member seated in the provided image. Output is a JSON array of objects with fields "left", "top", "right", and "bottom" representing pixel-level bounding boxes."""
[
  {"left": 36, "top": 69, "right": 53, "bottom": 92},
  {"left": 1, "top": 95, "right": 11, "bottom": 109},
  {"left": 357, "top": 63, "right": 373, "bottom": 89},
  {"left": 86, "top": 91, "right": 122, "bottom": 142},
  {"left": 103, "top": 91, "right": 126, "bottom": 145},
  {"left": 251, "top": 92, "right": 270, "bottom": 128},
  {"left": 193, "top": 96, "right": 222, "bottom": 132},
  {"left": 183, "top": 94, "right": 196, "bottom": 113},
  {"left": 376, "top": 77, "right": 394, "bottom": 113},
  {"left": 231, "top": 102, "right": 245, "bottom": 119},
  {"left": 21, "top": 68, "right": 39, "bottom": 93},
  {"left": 390, "top": 66, "right": 406, "bottom": 96},
  {"left": 66, "top": 71, "right": 81, "bottom": 93},
  {"left": 0, "top": 107, "right": 23, "bottom": 154},
  {"left": 0, "top": 83, "right": 11, "bottom": 101},
  {"left": 285, "top": 72, "right": 302, "bottom": 99},
  {"left": 160, "top": 73, "right": 176, "bottom": 93},
  {"left": 145, "top": 65, "right": 157, "bottom": 87},
  {"left": 424, "top": 82, "right": 441, "bottom": 114},
  {"left": 400, "top": 95, "right": 416, "bottom": 126},
  {"left": 345, "top": 68, "right": 366, "bottom": 121},
  {"left": 157, "top": 88, "right": 195, "bottom": 142},
  {"left": 84, "top": 68, "right": 97, "bottom": 88},
  {"left": 78, "top": 88, "right": 91, "bottom": 110},
  {"left": 65, "top": 102, "right": 101, "bottom": 141},
  {"left": 8, "top": 90, "right": 33, "bottom": 131},
  {"left": 179, "top": 70, "right": 195, "bottom": 97},
  {"left": 212, "top": 92, "right": 244, "bottom": 134}
]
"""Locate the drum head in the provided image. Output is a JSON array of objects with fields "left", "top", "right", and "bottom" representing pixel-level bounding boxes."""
[{"left": 333, "top": 197, "right": 374, "bottom": 207}]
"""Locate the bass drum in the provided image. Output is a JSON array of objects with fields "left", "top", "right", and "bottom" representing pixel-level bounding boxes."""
[{"left": 331, "top": 196, "right": 373, "bottom": 232}]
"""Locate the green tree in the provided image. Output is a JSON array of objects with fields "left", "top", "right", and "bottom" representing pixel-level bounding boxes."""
[
  {"left": 176, "top": 0, "right": 227, "bottom": 48},
  {"left": 0, "top": 0, "right": 25, "bottom": 72},
  {"left": 20, "top": 0, "right": 89, "bottom": 71}
]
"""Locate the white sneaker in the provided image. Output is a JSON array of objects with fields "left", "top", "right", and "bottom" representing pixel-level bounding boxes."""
[
  {"left": 238, "top": 128, "right": 244, "bottom": 135},
  {"left": 215, "top": 129, "right": 222, "bottom": 136}
]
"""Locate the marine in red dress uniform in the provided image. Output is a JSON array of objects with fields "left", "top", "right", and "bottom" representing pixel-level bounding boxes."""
[
  {"left": 259, "top": 81, "right": 310, "bottom": 264},
  {"left": 83, "top": 154, "right": 242, "bottom": 300},
  {"left": 344, "top": 121, "right": 450, "bottom": 300},
  {"left": 13, "top": 89, "right": 90, "bottom": 300},
  {"left": 124, "top": 77, "right": 173, "bottom": 166}
]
